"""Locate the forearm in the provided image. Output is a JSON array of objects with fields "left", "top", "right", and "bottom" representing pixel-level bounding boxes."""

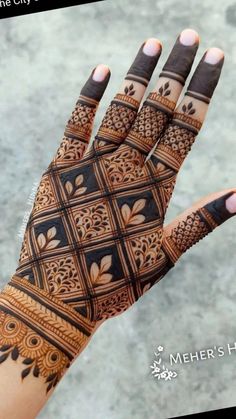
[{"left": 0, "top": 275, "right": 97, "bottom": 419}]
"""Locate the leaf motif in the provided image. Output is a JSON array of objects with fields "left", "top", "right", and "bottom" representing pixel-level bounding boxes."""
[
  {"left": 164, "top": 90, "right": 171, "bottom": 97},
  {"left": 158, "top": 86, "right": 163, "bottom": 95},
  {"left": 65, "top": 181, "right": 73, "bottom": 195},
  {"left": 100, "top": 255, "right": 112, "bottom": 274},
  {"left": 182, "top": 104, "right": 187, "bottom": 113},
  {"left": 189, "top": 109, "right": 196, "bottom": 115},
  {"left": 21, "top": 367, "right": 31, "bottom": 380},
  {"left": 46, "top": 381, "right": 54, "bottom": 393},
  {"left": 132, "top": 199, "right": 146, "bottom": 215},
  {"left": 164, "top": 81, "right": 169, "bottom": 89},
  {"left": 74, "top": 187, "right": 87, "bottom": 197},
  {"left": 0, "top": 345, "right": 11, "bottom": 352},
  {"left": 143, "top": 283, "right": 151, "bottom": 293},
  {"left": 47, "top": 227, "right": 57, "bottom": 240},
  {"left": 37, "top": 233, "right": 46, "bottom": 249},
  {"left": 124, "top": 86, "right": 129, "bottom": 94},
  {"left": 96, "top": 273, "right": 113, "bottom": 284},
  {"left": 129, "top": 214, "right": 145, "bottom": 225},
  {"left": 129, "top": 91, "right": 135, "bottom": 96},
  {"left": 23, "top": 358, "right": 34, "bottom": 365},
  {"left": 75, "top": 174, "right": 83, "bottom": 187},
  {"left": 33, "top": 365, "right": 40, "bottom": 378},
  {"left": 11, "top": 347, "right": 19, "bottom": 361},
  {"left": 46, "top": 373, "right": 57, "bottom": 383},
  {"left": 90, "top": 262, "right": 99, "bottom": 283},
  {"left": 129, "top": 83, "right": 134, "bottom": 90},
  {"left": 188, "top": 101, "right": 193, "bottom": 109},
  {"left": 0, "top": 353, "right": 9, "bottom": 363},
  {"left": 45, "top": 240, "right": 61, "bottom": 250},
  {"left": 121, "top": 204, "right": 131, "bottom": 224}
]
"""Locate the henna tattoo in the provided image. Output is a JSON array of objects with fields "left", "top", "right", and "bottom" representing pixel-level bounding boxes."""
[
  {"left": 124, "top": 104, "right": 169, "bottom": 154},
  {"left": 1, "top": 38, "right": 232, "bottom": 395},
  {"left": 159, "top": 35, "right": 199, "bottom": 84},
  {"left": 124, "top": 83, "right": 136, "bottom": 96},
  {"left": 187, "top": 52, "right": 224, "bottom": 98},
  {"left": 158, "top": 124, "right": 196, "bottom": 159},
  {"left": 158, "top": 81, "right": 171, "bottom": 97},
  {"left": 182, "top": 101, "right": 196, "bottom": 115},
  {"left": 168, "top": 212, "right": 209, "bottom": 253}
]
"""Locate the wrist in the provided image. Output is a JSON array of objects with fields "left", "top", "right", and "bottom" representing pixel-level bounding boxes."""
[{"left": 0, "top": 274, "right": 96, "bottom": 392}]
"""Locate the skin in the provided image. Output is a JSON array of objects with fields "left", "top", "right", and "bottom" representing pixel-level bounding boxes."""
[{"left": 0, "top": 29, "right": 235, "bottom": 419}]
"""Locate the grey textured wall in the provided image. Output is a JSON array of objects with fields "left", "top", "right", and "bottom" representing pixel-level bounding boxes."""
[{"left": 0, "top": 0, "right": 236, "bottom": 418}]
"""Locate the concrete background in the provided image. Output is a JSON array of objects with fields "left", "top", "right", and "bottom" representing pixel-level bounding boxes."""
[{"left": 0, "top": 0, "right": 236, "bottom": 418}]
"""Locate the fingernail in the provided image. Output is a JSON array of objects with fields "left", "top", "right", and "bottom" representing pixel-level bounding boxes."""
[
  {"left": 92, "top": 64, "right": 110, "bottom": 82},
  {"left": 179, "top": 29, "right": 199, "bottom": 46},
  {"left": 143, "top": 38, "right": 162, "bottom": 56},
  {"left": 226, "top": 193, "right": 236, "bottom": 213},
  {"left": 204, "top": 48, "right": 224, "bottom": 64}
]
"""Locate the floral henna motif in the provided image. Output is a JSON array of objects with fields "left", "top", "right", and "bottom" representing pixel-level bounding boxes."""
[
  {"left": 54, "top": 137, "right": 86, "bottom": 163},
  {"left": 19, "top": 235, "right": 29, "bottom": 263},
  {"left": 124, "top": 83, "right": 136, "bottom": 96},
  {"left": 65, "top": 174, "right": 87, "bottom": 198},
  {"left": 158, "top": 81, "right": 171, "bottom": 97},
  {"left": 72, "top": 201, "right": 111, "bottom": 240},
  {"left": 33, "top": 175, "right": 56, "bottom": 214},
  {"left": 0, "top": 278, "right": 95, "bottom": 392},
  {"left": 130, "top": 230, "right": 163, "bottom": 270},
  {"left": 103, "top": 145, "right": 145, "bottom": 186},
  {"left": 90, "top": 255, "right": 113, "bottom": 286},
  {"left": 45, "top": 257, "right": 81, "bottom": 295},
  {"left": 37, "top": 227, "right": 61, "bottom": 252},
  {"left": 96, "top": 289, "right": 130, "bottom": 321},
  {"left": 1, "top": 40, "right": 228, "bottom": 395},
  {"left": 0, "top": 311, "right": 69, "bottom": 392},
  {"left": 182, "top": 101, "right": 196, "bottom": 116},
  {"left": 121, "top": 199, "right": 146, "bottom": 226}
]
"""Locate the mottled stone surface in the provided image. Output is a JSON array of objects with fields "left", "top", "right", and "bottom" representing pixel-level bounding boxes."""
[{"left": 0, "top": 0, "right": 236, "bottom": 418}]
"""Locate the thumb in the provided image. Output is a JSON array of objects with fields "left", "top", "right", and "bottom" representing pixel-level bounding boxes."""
[{"left": 162, "top": 189, "right": 236, "bottom": 264}]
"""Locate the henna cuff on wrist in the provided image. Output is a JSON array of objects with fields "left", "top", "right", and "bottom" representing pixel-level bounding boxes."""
[{"left": 0, "top": 275, "right": 95, "bottom": 392}]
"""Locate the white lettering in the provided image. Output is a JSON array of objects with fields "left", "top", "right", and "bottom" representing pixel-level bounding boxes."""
[
  {"left": 228, "top": 342, "right": 236, "bottom": 355},
  {"left": 0, "top": 0, "right": 11, "bottom": 7},
  {"left": 169, "top": 352, "right": 182, "bottom": 365}
]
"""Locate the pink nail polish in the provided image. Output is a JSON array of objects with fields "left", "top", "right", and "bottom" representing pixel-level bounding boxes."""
[
  {"left": 179, "top": 29, "right": 199, "bottom": 46},
  {"left": 143, "top": 38, "right": 162, "bottom": 56},
  {"left": 226, "top": 193, "right": 236, "bottom": 213},
  {"left": 204, "top": 48, "right": 224, "bottom": 65},
  {"left": 93, "top": 64, "right": 109, "bottom": 82}
]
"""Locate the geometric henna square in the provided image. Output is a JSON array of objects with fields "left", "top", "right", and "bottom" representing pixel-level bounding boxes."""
[
  {"left": 59, "top": 163, "right": 99, "bottom": 199},
  {"left": 15, "top": 267, "right": 36, "bottom": 285},
  {"left": 85, "top": 245, "right": 125, "bottom": 288},
  {"left": 41, "top": 255, "right": 81, "bottom": 296},
  {"left": 125, "top": 228, "right": 163, "bottom": 273},
  {"left": 33, "top": 218, "right": 69, "bottom": 253},
  {"left": 116, "top": 189, "right": 161, "bottom": 229},
  {"left": 70, "top": 199, "right": 114, "bottom": 242},
  {"left": 32, "top": 174, "right": 56, "bottom": 214}
]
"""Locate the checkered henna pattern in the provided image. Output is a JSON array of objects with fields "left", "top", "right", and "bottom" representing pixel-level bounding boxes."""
[{"left": 0, "top": 38, "right": 234, "bottom": 394}]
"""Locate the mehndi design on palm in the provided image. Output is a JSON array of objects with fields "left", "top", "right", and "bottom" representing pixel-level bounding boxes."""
[{"left": 0, "top": 30, "right": 235, "bottom": 393}]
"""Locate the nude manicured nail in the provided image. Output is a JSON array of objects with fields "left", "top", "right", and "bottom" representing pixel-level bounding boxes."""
[
  {"left": 204, "top": 48, "right": 224, "bottom": 64},
  {"left": 143, "top": 38, "right": 162, "bottom": 56},
  {"left": 179, "top": 29, "right": 199, "bottom": 46},
  {"left": 92, "top": 64, "right": 110, "bottom": 82},
  {"left": 226, "top": 193, "right": 236, "bottom": 213}
]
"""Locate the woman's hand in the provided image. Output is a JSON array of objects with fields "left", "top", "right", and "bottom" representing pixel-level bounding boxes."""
[{"left": 0, "top": 29, "right": 235, "bottom": 409}]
